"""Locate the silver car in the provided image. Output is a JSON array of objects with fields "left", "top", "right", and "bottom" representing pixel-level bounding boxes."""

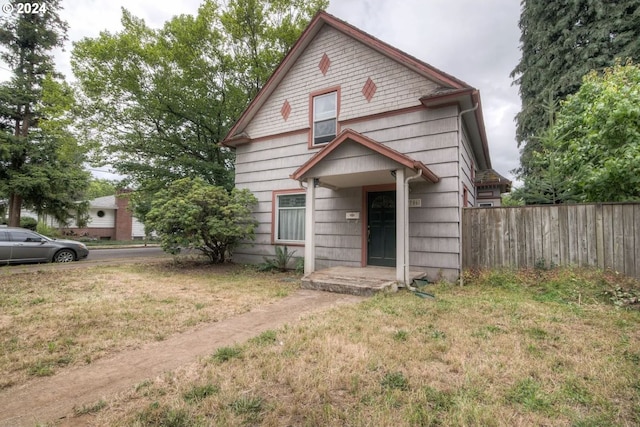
[{"left": 0, "top": 227, "right": 89, "bottom": 264}]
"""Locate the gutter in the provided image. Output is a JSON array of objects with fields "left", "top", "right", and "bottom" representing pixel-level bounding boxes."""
[
  {"left": 458, "top": 103, "right": 478, "bottom": 286},
  {"left": 403, "top": 168, "right": 423, "bottom": 289}
]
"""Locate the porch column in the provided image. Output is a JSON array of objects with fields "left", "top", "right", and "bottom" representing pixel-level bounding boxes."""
[
  {"left": 304, "top": 178, "right": 316, "bottom": 274},
  {"left": 395, "top": 168, "right": 406, "bottom": 284}
]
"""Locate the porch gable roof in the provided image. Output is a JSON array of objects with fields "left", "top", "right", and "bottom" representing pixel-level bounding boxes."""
[{"left": 290, "top": 129, "right": 439, "bottom": 184}]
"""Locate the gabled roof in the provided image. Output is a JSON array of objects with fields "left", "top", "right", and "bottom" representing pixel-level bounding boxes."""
[
  {"left": 90, "top": 195, "right": 117, "bottom": 209},
  {"left": 291, "top": 129, "right": 439, "bottom": 184},
  {"left": 222, "top": 10, "right": 492, "bottom": 170},
  {"left": 475, "top": 168, "right": 512, "bottom": 192}
]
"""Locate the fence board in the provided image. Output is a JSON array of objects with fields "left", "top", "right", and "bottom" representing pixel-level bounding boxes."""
[
  {"left": 586, "top": 205, "right": 597, "bottom": 266},
  {"left": 635, "top": 205, "right": 640, "bottom": 277},
  {"left": 558, "top": 205, "right": 569, "bottom": 266},
  {"left": 507, "top": 208, "right": 517, "bottom": 266},
  {"left": 541, "top": 207, "right": 551, "bottom": 267},
  {"left": 577, "top": 205, "right": 588, "bottom": 266},
  {"left": 595, "top": 205, "right": 604, "bottom": 270},
  {"left": 603, "top": 204, "right": 614, "bottom": 270},
  {"left": 623, "top": 205, "right": 635, "bottom": 277},
  {"left": 613, "top": 205, "right": 625, "bottom": 273},
  {"left": 462, "top": 203, "right": 640, "bottom": 279},
  {"left": 567, "top": 207, "right": 578, "bottom": 265}
]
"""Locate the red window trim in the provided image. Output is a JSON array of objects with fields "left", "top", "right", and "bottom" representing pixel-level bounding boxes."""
[
  {"left": 308, "top": 86, "right": 341, "bottom": 149},
  {"left": 271, "top": 188, "right": 306, "bottom": 246}
]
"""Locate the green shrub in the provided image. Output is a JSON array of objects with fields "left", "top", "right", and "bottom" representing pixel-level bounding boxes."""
[
  {"left": 145, "top": 178, "right": 258, "bottom": 263},
  {"left": 20, "top": 217, "right": 38, "bottom": 230},
  {"left": 36, "top": 222, "right": 61, "bottom": 238}
]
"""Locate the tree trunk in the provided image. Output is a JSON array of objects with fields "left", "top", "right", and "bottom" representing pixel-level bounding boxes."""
[
  {"left": 8, "top": 193, "right": 22, "bottom": 227},
  {"left": 8, "top": 101, "right": 30, "bottom": 227}
]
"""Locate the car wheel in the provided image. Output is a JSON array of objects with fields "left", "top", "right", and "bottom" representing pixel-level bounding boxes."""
[{"left": 54, "top": 249, "right": 76, "bottom": 263}]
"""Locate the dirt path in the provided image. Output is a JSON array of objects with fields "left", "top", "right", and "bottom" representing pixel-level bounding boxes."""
[{"left": 0, "top": 289, "right": 364, "bottom": 427}]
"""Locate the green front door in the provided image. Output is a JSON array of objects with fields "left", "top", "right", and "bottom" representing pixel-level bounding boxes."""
[{"left": 367, "top": 191, "right": 396, "bottom": 267}]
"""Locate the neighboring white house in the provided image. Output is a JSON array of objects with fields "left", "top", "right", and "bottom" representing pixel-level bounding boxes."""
[
  {"left": 22, "top": 193, "right": 146, "bottom": 240},
  {"left": 222, "top": 11, "right": 509, "bottom": 283}
]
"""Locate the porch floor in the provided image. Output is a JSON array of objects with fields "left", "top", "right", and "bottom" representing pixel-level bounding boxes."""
[{"left": 301, "top": 266, "right": 426, "bottom": 296}]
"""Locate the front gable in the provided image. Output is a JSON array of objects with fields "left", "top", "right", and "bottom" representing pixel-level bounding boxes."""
[
  {"left": 242, "top": 24, "right": 450, "bottom": 141},
  {"left": 222, "top": 12, "right": 492, "bottom": 158}
]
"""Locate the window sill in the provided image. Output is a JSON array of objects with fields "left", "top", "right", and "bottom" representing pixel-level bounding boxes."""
[{"left": 273, "top": 241, "right": 305, "bottom": 247}]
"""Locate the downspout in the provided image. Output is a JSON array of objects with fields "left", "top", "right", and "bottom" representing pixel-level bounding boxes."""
[
  {"left": 457, "top": 103, "right": 478, "bottom": 286},
  {"left": 404, "top": 168, "right": 422, "bottom": 289}
]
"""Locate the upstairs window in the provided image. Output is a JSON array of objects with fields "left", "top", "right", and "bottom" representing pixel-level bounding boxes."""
[{"left": 312, "top": 91, "right": 337, "bottom": 145}]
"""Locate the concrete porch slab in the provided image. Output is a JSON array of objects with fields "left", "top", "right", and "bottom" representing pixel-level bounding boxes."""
[{"left": 301, "top": 266, "right": 426, "bottom": 296}]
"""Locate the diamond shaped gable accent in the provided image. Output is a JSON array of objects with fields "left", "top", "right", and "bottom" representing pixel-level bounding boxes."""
[
  {"left": 280, "top": 100, "right": 291, "bottom": 121},
  {"left": 362, "top": 77, "right": 377, "bottom": 102},
  {"left": 318, "top": 53, "right": 331, "bottom": 75}
]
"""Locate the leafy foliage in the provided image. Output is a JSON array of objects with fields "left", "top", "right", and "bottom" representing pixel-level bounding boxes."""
[
  {"left": 258, "top": 245, "right": 297, "bottom": 272},
  {"left": 145, "top": 178, "right": 258, "bottom": 263},
  {"left": 549, "top": 62, "right": 640, "bottom": 202},
  {"left": 71, "top": 0, "right": 327, "bottom": 205},
  {"left": 511, "top": 1, "right": 640, "bottom": 182},
  {"left": 515, "top": 62, "right": 640, "bottom": 203},
  {"left": 85, "top": 178, "right": 120, "bottom": 200}
]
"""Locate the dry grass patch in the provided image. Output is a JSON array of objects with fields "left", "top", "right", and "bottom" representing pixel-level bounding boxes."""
[
  {"left": 0, "top": 261, "right": 298, "bottom": 390},
  {"left": 86, "top": 267, "right": 639, "bottom": 426}
]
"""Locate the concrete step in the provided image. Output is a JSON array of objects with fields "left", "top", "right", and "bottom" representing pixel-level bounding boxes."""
[{"left": 301, "top": 275, "right": 398, "bottom": 296}]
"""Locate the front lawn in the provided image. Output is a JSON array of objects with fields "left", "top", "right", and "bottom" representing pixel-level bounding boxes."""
[
  {"left": 0, "top": 262, "right": 297, "bottom": 390},
  {"left": 87, "top": 267, "right": 640, "bottom": 426}
]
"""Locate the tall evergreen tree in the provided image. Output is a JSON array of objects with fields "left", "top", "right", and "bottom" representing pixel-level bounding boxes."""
[
  {"left": 511, "top": 1, "right": 640, "bottom": 185},
  {"left": 0, "top": 0, "right": 88, "bottom": 226}
]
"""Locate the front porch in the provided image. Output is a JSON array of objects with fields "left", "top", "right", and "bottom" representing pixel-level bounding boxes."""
[
  {"left": 301, "top": 266, "right": 426, "bottom": 296},
  {"left": 290, "top": 129, "right": 440, "bottom": 287}
]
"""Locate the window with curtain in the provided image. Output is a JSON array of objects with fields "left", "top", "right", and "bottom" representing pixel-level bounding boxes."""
[
  {"left": 312, "top": 91, "right": 337, "bottom": 145},
  {"left": 276, "top": 193, "right": 305, "bottom": 242}
]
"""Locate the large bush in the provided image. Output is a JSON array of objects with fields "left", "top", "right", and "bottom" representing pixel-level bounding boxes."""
[{"left": 145, "top": 178, "right": 258, "bottom": 263}]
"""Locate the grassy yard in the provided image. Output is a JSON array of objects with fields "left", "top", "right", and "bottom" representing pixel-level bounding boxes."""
[
  {"left": 79, "top": 267, "right": 639, "bottom": 426},
  {"left": 2, "top": 264, "right": 639, "bottom": 426},
  {"left": 0, "top": 261, "right": 298, "bottom": 390}
]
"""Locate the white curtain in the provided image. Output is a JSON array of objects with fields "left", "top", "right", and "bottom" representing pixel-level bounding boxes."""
[{"left": 278, "top": 208, "right": 305, "bottom": 241}]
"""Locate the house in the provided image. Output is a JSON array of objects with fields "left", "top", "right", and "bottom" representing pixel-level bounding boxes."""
[
  {"left": 59, "top": 192, "right": 147, "bottom": 240},
  {"left": 475, "top": 169, "right": 512, "bottom": 207},
  {"left": 22, "top": 191, "right": 147, "bottom": 240},
  {"left": 223, "top": 11, "right": 499, "bottom": 284}
]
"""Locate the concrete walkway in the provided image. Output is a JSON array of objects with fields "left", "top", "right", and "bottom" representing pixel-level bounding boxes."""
[{"left": 0, "top": 289, "right": 364, "bottom": 427}]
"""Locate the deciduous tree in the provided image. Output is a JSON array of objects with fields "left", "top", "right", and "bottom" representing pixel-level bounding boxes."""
[
  {"left": 72, "top": 0, "right": 326, "bottom": 209},
  {"left": 550, "top": 62, "right": 640, "bottom": 202},
  {"left": 511, "top": 0, "right": 640, "bottom": 182}
]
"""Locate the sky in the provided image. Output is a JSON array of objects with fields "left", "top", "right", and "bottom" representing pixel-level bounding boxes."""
[{"left": 0, "top": 0, "right": 523, "bottom": 183}]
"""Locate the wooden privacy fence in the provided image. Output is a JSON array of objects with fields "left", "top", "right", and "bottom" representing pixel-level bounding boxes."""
[{"left": 462, "top": 203, "right": 640, "bottom": 279}]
